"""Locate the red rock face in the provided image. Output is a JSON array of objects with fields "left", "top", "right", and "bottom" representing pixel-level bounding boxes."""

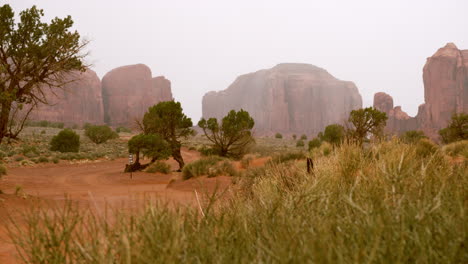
[
  {"left": 373, "top": 43, "right": 468, "bottom": 140},
  {"left": 202, "top": 63, "right": 362, "bottom": 136},
  {"left": 28, "top": 70, "right": 104, "bottom": 126},
  {"left": 102, "top": 64, "right": 173, "bottom": 127}
]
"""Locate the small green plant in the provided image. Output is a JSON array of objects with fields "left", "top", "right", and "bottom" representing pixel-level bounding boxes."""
[
  {"left": 296, "top": 140, "right": 305, "bottom": 147},
  {"left": 85, "top": 125, "right": 118, "bottom": 144},
  {"left": 145, "top": 161, "right": 171, "bottom": 174},
  {"left": 40, "top": 130, "right": 46, "bottom": 134},
  {"left": 308, "top": 138, "right": 321, "bottom": 150},
  {"left": 275, "top": 133, "right": 283, "bottom": 139},
  {"left": 300, "top": 134, "right": 307, "bottom": 140},
  {"left": 50, "top": 129, "right": 80, "bottom": 153},
  {"left": 38, "top": 156, "right": 49, "bottom": 163},
  {"left": 14, "top": 156, "right": 24, "bottom": 162},
  {"left": 52, "top": 157, "right": 59, "bottom": 164},
  {"left": 292, "top": 134, "right": 297, "bottom": 140}
]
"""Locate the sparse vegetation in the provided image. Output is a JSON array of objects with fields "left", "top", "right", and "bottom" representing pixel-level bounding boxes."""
[
  {"left": 439, "top": 113, "right": 468, "bottom": 143},
  {"left": 400, "top": 130, "right": 427, "bottom": 144},
  {"left": 308, "top": 138, "right": 321, "bottom": 150},
  {"left": 50, "top": 129, "right": 80, "bottom": 153},
  {"left": 296, "top": 139, "right": 305, "bottom": 147},
  {"left": 0, "top": 164, "right": 6, "bottom": 177},
  {"left": 85, "top": 125, "right": 118, "bottom": 144},
  {"left": 8, "top": 139, "right": 466, "bottom": 263},
  {"left": 182, "top": 156, "right": 225, "bottom": 179},
  {"left": 115, "top": 126, "right": 132, "bottom": 133},
  {"left": 442, "top": 140, "right": 468, "bottom": 159},
  {"left": 275, "top": 133, "right": 282, "bottom": 139},
  {"left": 145, "top": 161, "right": 171, "bottom": 174}
]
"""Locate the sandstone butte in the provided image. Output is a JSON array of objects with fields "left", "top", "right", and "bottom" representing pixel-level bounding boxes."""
[
  {"left": 28, "top": 69, "right": 104, "bottom": 126},
  {"left": 102, "top": 64, "right": 173, "bottom": 127},
  {"left": 202, "top": 63, "right": 363, "bottom": 136},
  {"left": 374, "top": 43, "right": 468, "bottom": 140},
  {"left": 26, "top": 64, "right": 173, "bottom": 127}
]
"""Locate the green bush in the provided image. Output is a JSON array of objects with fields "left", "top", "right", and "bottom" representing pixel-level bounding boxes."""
[
  {"left": 182, "top": 156, "right": 223, "bottom": 180},
  {"left": 275, "top": 133, "right": 283, "bottom": 139},
  {"left": 146, "top": 161, "right": 171, "bottom": 174},
  {"left": 415, "top": 138, "right": 438, "bottom": 158},
  {"left": 14, "top": 156, "right": 24, "bottom": 162},
  {"left": 115, "top": 127, "right": 132, "bottom": 133},
  {"left": 308, "top": 138, "right": 321, "bottom": 150},
  {"left": 292, "top": 134, "right": 297, "bottom": 140},
  {"left": 300, "top": 134, "right": 307, "bottom": 140},
  {"left": 85, "top": 125, "right": 118, "bottom": 144},
  {"left": 296, "top": 140, "right": 305, "bottom": 147},
  {"left": 50, "top": 129, "right": 80, "bottom": 153}
]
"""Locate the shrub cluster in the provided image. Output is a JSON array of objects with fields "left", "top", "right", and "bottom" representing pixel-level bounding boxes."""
[
  {"left": 182, "top": 157, "right": 236, "bottom": 179},
  {"left": 25, "top": 120, "right": 64, "bottom": 128}
]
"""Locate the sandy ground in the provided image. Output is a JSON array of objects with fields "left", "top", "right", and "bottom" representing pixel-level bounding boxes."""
[{"left": 0, "top": 149, "right": 235, "bottom": 263}]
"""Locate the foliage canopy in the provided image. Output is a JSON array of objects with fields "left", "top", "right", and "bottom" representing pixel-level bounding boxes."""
[{"left": 198, "top": 109, "right": 255, "bottom": 158}]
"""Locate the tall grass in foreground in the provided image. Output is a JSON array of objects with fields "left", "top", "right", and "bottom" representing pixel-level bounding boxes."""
[{"left": 8, "top": 140, "right": 467, "bottom": 263}]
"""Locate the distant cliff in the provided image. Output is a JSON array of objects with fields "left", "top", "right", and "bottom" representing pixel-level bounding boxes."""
[
  {"left": 374, "top": 43, "right": 468, "bottom": 139},
  {"left": 26, "top": 64, "right": 173, "bottom": 127},
  {"left": 202, "top": 63, "right": 362, "bottom": 135}
]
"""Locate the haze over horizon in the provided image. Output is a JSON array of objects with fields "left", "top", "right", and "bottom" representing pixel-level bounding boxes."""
[{"left": 6, "top": 0, "right": 468, "bottom": 121}]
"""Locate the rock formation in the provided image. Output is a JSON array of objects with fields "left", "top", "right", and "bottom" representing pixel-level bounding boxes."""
[
  {"left": 373, "top": 43, "right": 468, "bottom": 139},
  {"left": 101, "top": 64, "right": 173, "bottom": 127},
  {"left": 202, "top": 63, "right": 363, "bottom": 136},
  {"left": 27, "top": 69, "right": 104, "bottom": 126}
]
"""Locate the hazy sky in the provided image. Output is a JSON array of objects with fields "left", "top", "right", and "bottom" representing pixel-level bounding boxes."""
[{"left": 6, "top": 0, "right": 468, "bottom": 121}]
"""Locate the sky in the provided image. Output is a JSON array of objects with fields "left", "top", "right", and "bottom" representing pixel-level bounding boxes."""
[{"left": 5, "top": 0, "right": 468, "bottom": 121}]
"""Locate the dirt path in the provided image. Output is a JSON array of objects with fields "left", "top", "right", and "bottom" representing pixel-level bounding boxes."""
[{"left": 0, "top": 149, "right": 231, "bottom": 263}]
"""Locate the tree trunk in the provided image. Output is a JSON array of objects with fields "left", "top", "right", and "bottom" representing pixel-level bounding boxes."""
[
  {"left": 172, "top": 148, "right": 184, "bottom": 171},
  {"left": 0, "top": 101, "right": 12, "bottom": 144}
]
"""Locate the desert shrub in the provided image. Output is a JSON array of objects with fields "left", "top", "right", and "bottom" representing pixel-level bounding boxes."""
[
  {"left": 85, "top": 125, "right": 118, "bottom": 144},
  {"left": 14, "top": 156, "right": 24, "bottom": 162},
  {"left": 300, "top": 134, "right": 307, "bottom": 140},
  {"left": 240, "top": 155, "right": 254, "bottom": 169},
  {"left": 400, "top": 130, "right": 427, "bottom": 144},
  {"left": 269, "top": 152, "right": 305, "bottom": 164},
  {"left": 50, "top": 129, "right": 80, "bottom": 153},
  {"left": 21, "top": 145, "right": 39, "bottom": 156},
  {"left": 182, "top": 156, "right": 223, "bottom": 180},
  {"left": 442, "top": 140, "right": 468, "bottom": 159},
  {"left": 37, "top": 156, "right": 49, "bottom": 163},
  {"left": 52, "top": 157, "right": 59, "bottom": 164},
  {"left": 439, "top": 113, "right": 467, "bottom": 143},
  {"left": 40, "top": 130, "right": 46, "bottom": 134},
  {"left": 308, "top": 138, "right": 321, "bottom": 150},
  {"left": 292, "top": 134, "right": 297, "bottom": 140},
  {"left": 115, "top": 127, "right": 132, "bottom": 133},
  {"left": 198, "top": 145, "right": 217, "bottom": 156},
  {"left": 145, "top": 161, "right": 171, "bottom": 174},
  {"left": 275, "top": 133, "right": 282, "bottom": 139},
  {"left": 415, "top": 138, "right": 438, "bottom": 158},
  {"left": 0, "top": 164, "right": 6, "bottom": 177},
  {"left": 296, "top": 140, "right": 305, "bottom": 147},
  {"left": 207, "top": 160, "right": 237, "bottom": 178}
]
